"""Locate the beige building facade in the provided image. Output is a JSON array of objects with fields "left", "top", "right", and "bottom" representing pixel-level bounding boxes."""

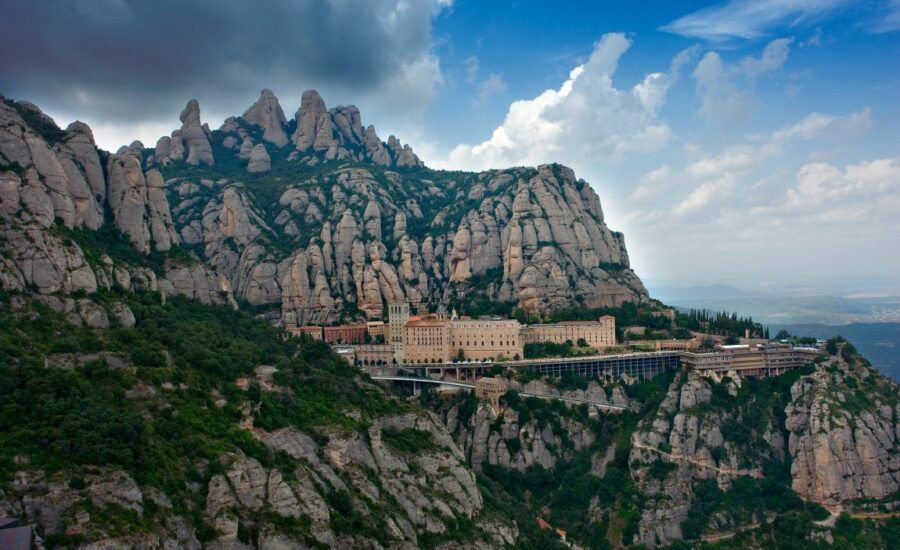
[
  {"left": 388, "top": 302, "right": 525, "bottom": 364},
  {"left": 521, "top": 316, "right": 616, "bottom": 349},
  {"left": 388, "top": 301, "right": 410, "bottom": 363},
  {"left": 682, "top": 344, "right": 821, "bottom": 377},
  {"left": 449, "top": 318, "right": 523, "bottom": 361}
]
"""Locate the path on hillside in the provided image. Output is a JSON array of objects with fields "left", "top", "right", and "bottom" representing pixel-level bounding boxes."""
[{"left": 631, "top": 438, "right": 763, "bottom": 479}]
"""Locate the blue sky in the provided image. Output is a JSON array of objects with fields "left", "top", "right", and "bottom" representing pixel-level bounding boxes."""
[
  {"left": 421, "top": 0, "right": 900, "bottom": 293},
  {"left": 2, "top": 0, "right": 898, "bottom": 294}
]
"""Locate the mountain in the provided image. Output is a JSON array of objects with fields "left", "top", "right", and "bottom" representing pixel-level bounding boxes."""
[
  {"left": 1, "top": 91, "right": 899, "bottom": 549},
  {"left": 0, "top": 90, "right": 646, "bottom": 327}
]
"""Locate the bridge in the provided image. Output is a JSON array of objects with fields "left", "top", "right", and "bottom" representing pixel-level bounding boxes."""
[
  {"left": 369, "top": 375, "right": 628, "bottom": 411},
  {"left": 363, "top": 351, "right": 681, "bottom": 382}
]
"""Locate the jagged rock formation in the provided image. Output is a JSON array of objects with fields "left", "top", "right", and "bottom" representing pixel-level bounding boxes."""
[
  {"left": 625, "top": 370, "right": 786, "bottom": 547},
  {"left": 246, "top": 143, "right": 270, "bottom": 173},
  {"left": 1, "top": 91, "right": 646, "bottom": 324},
  {"left": 179, "top": 99, "right": 214, "bottom": 166},
  {"left": 786, "top": 352, "right": 900, "bottom": 506},
  {"left": 0, "top": 97, "right": 232, "bottom": 304},
  {"left": 450, "top": 401, "right": 599, "bottom": 472},
  {"left": 241, "top": 89, "right": 289, "bottom": 148}
]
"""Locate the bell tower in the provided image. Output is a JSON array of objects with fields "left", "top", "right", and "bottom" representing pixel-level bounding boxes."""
[{"left": 388, "top": 300, "right": 410, "bottom": 363}]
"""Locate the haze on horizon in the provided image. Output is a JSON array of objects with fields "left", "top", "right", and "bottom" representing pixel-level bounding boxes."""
[{"left": 2, "top": 0, "right": 897, "bottom": 295}]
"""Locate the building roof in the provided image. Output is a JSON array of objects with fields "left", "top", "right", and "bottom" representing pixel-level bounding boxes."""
[
  {"left": 324, "top": 324, "right": 367, "bottom": 330},
  {"left": 407, "top": 318, "right": 449, "bottom": 328},
  {"left": 600, "top": 315, "right": 616, "bottom": 320}
]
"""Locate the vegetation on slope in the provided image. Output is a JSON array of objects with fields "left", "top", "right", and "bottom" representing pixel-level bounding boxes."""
[{"left": 0, "top": 290, "right": 411, "bottom": 545}]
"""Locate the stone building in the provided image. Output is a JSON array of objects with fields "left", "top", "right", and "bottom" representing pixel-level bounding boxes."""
[
  {"left": 323, "top": 324, "right": 367, "bottom": 344},
  {"left": 355, "top": 344, "right": 394, "bottom": 366},
  {"left": 475, "top": 376, "right": 508, "bottom": 412},
  {"left": 406, "top": 316, "right": 451, "bottom": 363},
  {"left": 388, "top": 301, "right": 524, "bottom": 365},
  {"left": 366, "top": 321, "right": 386, "bottom": 341},
  {"left": 521, "top": 315, "right": 616, "bottom": 349},
  {"left": 449, "top": 316, "right": 523, "bottom": 361},
  {"left": 388, "top": 301, "right": 410, "bottom": 363},
  {"left": 682, "top": 344, "right": 821, "bottom": 377},
  {"left": 285, "top": 325, "right": 324, "bottom": 340}
]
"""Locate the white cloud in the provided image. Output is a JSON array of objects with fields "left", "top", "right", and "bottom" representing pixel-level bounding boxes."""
[
  {"left": 684, "top": 108, "right": 873, "bottom": 180},
  {"left": 662, "top": 0, "right": 854, "bottom": 41},
  {"left": 631, "top": 165, "right": 675, "bottom": 201},
  {"left": 693, "top": 38, "right": 793, "bottom": 123},
  {"left": 785, "top": 157, "right": 900, "bottom": 211},
  {"left": 694, "top": 52, "right": 749, "bottom": 123},
  {"left": 474, "top": 73, "right": 507, "bottom": 105},
  {"left": 438, "top": 33, "right": 688, "bottom": 171},
  {"left": 739, "top": 37, "right": 793, "bottom": 78},
  {"left": 464, "top": 56, "right": 480, "bottom": 83},
  {"left": 869, "top": 0, "right": 900, "bottom": 32},
  {"left": 673, "top": 175, "right": 736, "bottom": 215}
]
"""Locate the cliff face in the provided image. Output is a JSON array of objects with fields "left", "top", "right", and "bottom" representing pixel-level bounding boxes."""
[
  {"left": 0, "top": 98, "right": 232, "bottom": 312},
  {"left": 0, "top": 90, "right": 647, "bottom": 326},
  {"left": 786, "top": 351, "right": 900, "bottom": 506},
  {"left": 626, "top": 370, "right": 788, "bottom": 547}
]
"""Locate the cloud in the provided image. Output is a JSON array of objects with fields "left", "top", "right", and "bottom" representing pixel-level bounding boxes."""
[
  {"left": 693, "top": 38, "right": 794, "bottom": 123},
  {"left": 464, "top": 56, "right": 480, "bottom": 83},
  {"left": 0, "top": 0, "right": 449, "bottom": 150},
  {"left": 474, "top": 73, "right": 507, "bottom": 105},
  {"left": 439, "top": 33, "right": 690, "bottom": 171},
  {"left": 631, "top": 165, "right": 675, "bottom": 201},
  {"left": 684, "top": 108, "right": 872, "bottom": 180},
  {"left": 620, "top": 107, "right": 887, "bottom": 284},
  {"left": 739, "top": 37, "right": 793, "bottom": 77},
  {"left": 784, "top": 157, "right": 900, "bottom": 213},
  {"left": 673, "top": 175, "right": 736, "bottom": 215},
  {"left": 869, "top": 0, "right": 900, "bottom": 32},
  {"left": 661, "top": 0, "right": 854, "bottom": 41}
]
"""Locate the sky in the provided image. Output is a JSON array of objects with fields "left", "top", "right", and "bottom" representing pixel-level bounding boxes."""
[{"left": 1, "top": 0, "right": 898, "bottom": 294}]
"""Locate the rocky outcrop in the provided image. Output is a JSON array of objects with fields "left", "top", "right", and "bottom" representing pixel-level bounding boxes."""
[
  {"left": 161, "top": 160, "right": 646, "bottom": 326},
  {"left": 106, "top": 152, "right": 179, "bottom": 253},
  {"left": 241, "top": 89, "right": 289, "bottom": 147},
  {"left": 179, "top": 99, "right": 214, "bottom": 166},
  {"left": 3, "top": 93, "right": 646, "bottom": 328},
  {"left": 288, "top": 89, "right": 422, "bottom": 168},
  {"left": 247, "top": 143, "right": 271, "bottom": 173},
  {"left": 0, "top": 101, "right": 106, "bottom": 230},
  {"left": 626, "top": 370, "right": 782, "bottom": 547},
  {"left": 786, "top": 354, "right": 900, "bottom": 506},
  {"left": 0, "top": 468, "right": 204, "bottom": 547}
]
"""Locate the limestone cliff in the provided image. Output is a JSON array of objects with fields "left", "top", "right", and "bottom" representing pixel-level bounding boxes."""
[
  {"left": 786, "top": 348, "right": 900, "bottom": 507},
  {"left": 0, "top": 97, "right": 232, "bottom": 305},
  {"left": 0, "top": 91, "right": 646, "bottom": 324}
]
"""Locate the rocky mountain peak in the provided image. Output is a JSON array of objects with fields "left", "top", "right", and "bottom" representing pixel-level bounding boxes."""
[
  {"left": 179, "top": 98, "right": 201, "bottom": 125},
  {"left": 65, "top": 120, "right": 95, "bottom": 141},
  {"left": 292, "top": 88, "right": 330, "bottom": 152},
  {"left": 177, "top": 99, "right": 214, "bottom": 166},
  {"left": 242, "top": 88, "right": 289, "bottom": 147}
]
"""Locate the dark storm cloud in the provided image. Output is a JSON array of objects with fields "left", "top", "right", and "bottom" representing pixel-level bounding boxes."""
[{"left": 0, "top": 0, "right": 443, "bottom": 123}]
